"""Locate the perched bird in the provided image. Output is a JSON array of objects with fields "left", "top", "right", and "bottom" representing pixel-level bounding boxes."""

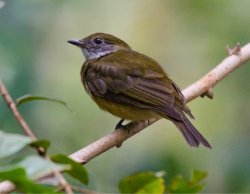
[{"left": 68, "top": 33, "right": 211, "bottom": 148}]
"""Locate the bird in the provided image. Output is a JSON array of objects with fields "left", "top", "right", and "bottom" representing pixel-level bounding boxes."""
[{"left": 67, "top": 33, "right": 211, "bottom": 148}]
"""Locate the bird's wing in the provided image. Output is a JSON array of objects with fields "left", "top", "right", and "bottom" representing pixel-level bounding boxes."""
[{"left": 85, "top": 61, "right": 183, "bottom": 121}]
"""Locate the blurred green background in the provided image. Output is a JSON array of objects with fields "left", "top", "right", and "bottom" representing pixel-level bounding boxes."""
[{"left": 1, "top": 0, "right": 250, "bottom": 192}]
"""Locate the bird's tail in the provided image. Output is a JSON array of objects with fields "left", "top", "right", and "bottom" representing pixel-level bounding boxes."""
[{"left": 173, "top": 115, "right": 212, "bottom": 148}]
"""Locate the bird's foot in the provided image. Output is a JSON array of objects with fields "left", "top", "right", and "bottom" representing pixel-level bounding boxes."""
[
  {"left": 115, "top": 119, "right": 127, "bottom": 130},
  {"left": 115, "top": 119, "right": 130, "bottom": 148}
]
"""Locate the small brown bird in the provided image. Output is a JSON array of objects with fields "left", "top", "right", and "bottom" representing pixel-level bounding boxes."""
[{"left": 68, "top": 33, "right": 211, "bottom": 148}]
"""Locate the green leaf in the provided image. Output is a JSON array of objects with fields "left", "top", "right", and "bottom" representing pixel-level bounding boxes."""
[
  {"left": 0, "top": 156, "right": 70, "bottom": 192},
  {"left": 16, "top": 94, "right": 73, "bottom": 112},
  {"left": 50, "top": 154, "right": 88, "bottom": 184},
  {"left": 189, "top": 170, "right": 207, "bottom": 193},
  {"left": 0, "top": 130, "right": 32, "bottom": 158},
  {"left": 119, "top": 171, "right": 165, "bottom": 194},
  {"left": 0, "top": 168, "right": 55, "bottom": 193},
  {"left": 30, "top": 139, "right": 51, "bottom": 153},
  {"left": 166, "top": 170, "right": 207, "bottom": 193},
  {"left": 191, "top": 169, "right": 207, "bottom": 184},
  {"left": 17, "top": 155, "right": 70, "bottom": 180},
  {"left": 168, "top": 175, "right": 188, "bottom": 193}
]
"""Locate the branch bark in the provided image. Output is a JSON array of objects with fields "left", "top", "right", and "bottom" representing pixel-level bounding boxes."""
[
  {"left": 0, "top": 80, "right": 37, "bottom": 140},
  {"left": 70, "top": 43, "right": 250, "bottom": 163},
  {"left": 1, "top": 43, "right": 250, "bottom": 193}
]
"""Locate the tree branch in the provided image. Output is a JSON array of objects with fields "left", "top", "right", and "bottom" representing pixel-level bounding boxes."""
[
  {"left": 70, "top": 43, "right": 250, "bottom": 163},
  {"left": 0, "top": 80, "right": 73, "bottom": 194},
  {"left": 0, "top": 80, "right": 37, "bottom": 140},
  {"left": 0, "top": 43, "right": 250, "bottom": 193}
]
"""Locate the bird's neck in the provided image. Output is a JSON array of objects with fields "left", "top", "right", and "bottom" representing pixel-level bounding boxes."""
[
  {"left": 81, "top": 48, "right": 115, "bottom": 60},
  {"left": 82, "top": 46, "right": 130, "bottom": 60}
]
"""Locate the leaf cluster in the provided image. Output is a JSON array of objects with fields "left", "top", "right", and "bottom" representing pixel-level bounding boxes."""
[
  {"left": 119, "top": 170, "right": 207, "bottom": 194},
  {"left": 0, "top": 130, "right": 88, "bottom": 193}
]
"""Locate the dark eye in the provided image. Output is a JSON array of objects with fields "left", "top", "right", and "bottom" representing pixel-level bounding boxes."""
[{"left": 94, "top": 38, "right": 103, "bottom": 45}]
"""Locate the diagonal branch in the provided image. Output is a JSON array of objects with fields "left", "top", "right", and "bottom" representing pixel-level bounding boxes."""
[
  {"left": 0, "top": 80, "right": 73, "bottom": 194},
  {"left": 0, "top": 80, "right": 37, "bottom": 140},
  {"left": 69, "top": 43, "right": 250, "bottom": 164},
  {"left": 0, "top": 43, "right": 250, "bottom": 193}
]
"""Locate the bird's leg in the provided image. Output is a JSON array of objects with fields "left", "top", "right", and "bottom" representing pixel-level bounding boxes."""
[
  {"left": 115, "top": 118, "right": 125, "bottom": 130},
  {"left": 115, "top": 119, "right": 147, "bottom": 148},
  {"left": 115, "top": 118, "right": 126, "bottom": 148}
]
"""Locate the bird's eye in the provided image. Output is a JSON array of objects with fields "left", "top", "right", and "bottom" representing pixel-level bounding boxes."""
[{"left": 94, "top": 38, "right": 103, "bottom": 45}]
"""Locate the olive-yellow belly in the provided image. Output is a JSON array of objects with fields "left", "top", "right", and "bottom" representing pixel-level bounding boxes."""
[{"left": 92, "top": 96, "right": 162, "bottom": 121}]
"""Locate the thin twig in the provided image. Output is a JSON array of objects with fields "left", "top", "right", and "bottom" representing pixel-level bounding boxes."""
[
  {"left": 71, "top": 185, "right": 99, "bottom": 194},
  {"left": 0, "top": 80, "right": 46, "bottom": 156},
  {"left": 0, "top": 80, "right": 37, "bottom": 140},
  {"left": 0, "top": 80, "right": 73, "bottom": 194},
  {"left": 53, "top": 170, "right": 73, "bottom": 194}
]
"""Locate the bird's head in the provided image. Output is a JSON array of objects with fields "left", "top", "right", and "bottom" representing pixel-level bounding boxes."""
[{"left": 68, "top": 33, "right": 131, "bottom": 60}]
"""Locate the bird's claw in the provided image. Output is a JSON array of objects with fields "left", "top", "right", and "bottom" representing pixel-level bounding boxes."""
[{"left": 115, "top": 119, "right": 126, "bottom": 130}]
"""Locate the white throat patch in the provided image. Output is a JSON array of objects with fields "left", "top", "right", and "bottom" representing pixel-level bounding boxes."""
[{"left": 81, "top": 48, "right": 113, "bottom": 60}]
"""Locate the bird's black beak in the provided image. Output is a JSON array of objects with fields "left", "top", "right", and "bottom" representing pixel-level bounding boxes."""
[{"left": 67, "top": 39, "right": 82, "bottom": 47}]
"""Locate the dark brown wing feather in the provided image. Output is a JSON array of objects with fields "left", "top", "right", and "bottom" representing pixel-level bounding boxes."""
[
  {"left": 82, "top": 50, "right": 211, "bottom": 148},
  {"left": 84, "top": 62, "right": 183, "bottom": 122}
]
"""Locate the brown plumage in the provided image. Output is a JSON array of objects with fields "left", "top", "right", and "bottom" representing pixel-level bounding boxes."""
[{"left": 68, "top": 33, "right": 211, "bottom": 148}]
